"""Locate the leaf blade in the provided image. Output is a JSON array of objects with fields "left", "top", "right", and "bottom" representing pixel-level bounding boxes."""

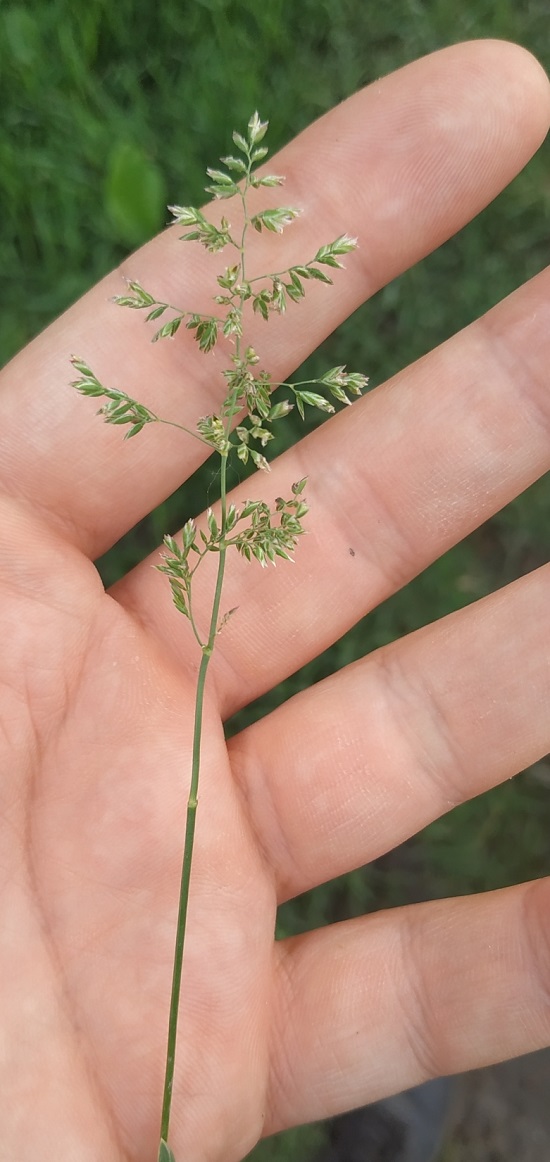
[{"left": 158, "top": 1140, "right": 177, "bottom": 1162}]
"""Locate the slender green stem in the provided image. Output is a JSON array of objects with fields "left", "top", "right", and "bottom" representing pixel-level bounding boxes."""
[
  {"left": 159, "top": 292, "right": 246, "bottom": 1157},
  {"left": 158, "top": 160, "right": 252, "bottom": 1158},
  {"left": 156, "top": 417, "right": 211, "bottom": 447},
  {"left": 270, "top": 378, "right": 330, "bottom": 389},
  {"left": 159, "top": 644, "right": 209, "bottom": 1143},
  {"left": 186, "top": 588, "right": 205, "bottom": 650},
  {"left": 247, "top": 258, "right": 317, "bottom": 284},
  {"left": 159, "top": 455, "right": 231, "bottom": 1148}
]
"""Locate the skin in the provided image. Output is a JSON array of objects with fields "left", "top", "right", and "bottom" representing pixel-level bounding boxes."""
[{"left": 0, "top": 38, "right": 549, "bottom": 1162}]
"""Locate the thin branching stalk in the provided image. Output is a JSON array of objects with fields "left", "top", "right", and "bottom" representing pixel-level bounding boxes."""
[
  {"left": 160, "top": 283, "right": 247, "bottom": 1144},
  {"left": 70, "top": 112, "right": 368, "bottom": 1162}
]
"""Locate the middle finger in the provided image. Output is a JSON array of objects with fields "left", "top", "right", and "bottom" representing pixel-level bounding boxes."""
[{"left": 228, "top": 561, "right": 550, "bottom": 901}]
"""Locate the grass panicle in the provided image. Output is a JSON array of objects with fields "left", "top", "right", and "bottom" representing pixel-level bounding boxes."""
[{"left": 72, "top": 112, "right": 367, "bottom": 1161}]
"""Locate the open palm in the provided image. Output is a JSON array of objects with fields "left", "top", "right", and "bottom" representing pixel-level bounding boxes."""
[{"left": 1, "top": 41, "right": 550, "bottom": 1162}]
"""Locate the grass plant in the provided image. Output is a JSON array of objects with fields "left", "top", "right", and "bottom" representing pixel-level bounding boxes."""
[{"left": 71, "top": 112, "right": 367, "bottom": 1161}]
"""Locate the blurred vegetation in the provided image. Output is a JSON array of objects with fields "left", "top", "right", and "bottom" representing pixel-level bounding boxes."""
[{"left": 1, "top": 2, "right": 549, "bottom": 1158}]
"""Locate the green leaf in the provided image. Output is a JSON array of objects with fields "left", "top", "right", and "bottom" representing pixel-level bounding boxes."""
[
  {"left": 250, "top": 449, "right": 270, "bottom": 472},
  {"left": 346, "top": 372, "right": 370, "bottom": 394},
  {"left": 146, "top": 305, "right": 168, "bottom": 322},
  {"left": 252, "top": 292, "right": 270, "bottom": 321},
  {"left": 241, "top": 500, "right": 260, "bottom": 518},
  {"left": 270, "top": 285, "right": 286, "bottom": 313},
  {"left": 249, "top": 424, "right": 273, "bottom": 446},
  {"left": 124, "top": 422, "right": 146, "bottom": 439},
  {"left": 321, "top": 366, "right": 369, "bottom": 396},
  {"left": 252, "top": 542, "right": 267, "bottom": 565},
  {"left": 70, "top": 356, "right": 93, "bottom": 378},
  {"left": 223, "top": 310, "right": 242, "bottom": 338},
  {"left": 330, "top": 233, "right": 358, "bottom": 254},
  {"left": 152, "top": 317, "right": 182, "bottom": 342},
  {"left": 321, "top": 365, "right": 346, "bottom": 386},
  {"left": 247, "top": 112, "right": 268, "bottom": 145},
  {"left": 158, "top": 1140, "right": 177, "bottom": 1162},
  {"left": 112, "top": 281, "right": 157, "bottom": 310},
  {"left": 195, "top": 319, "right": 218, "bottom": 353},
  {"left": 292, "top": 477, "right": 308, "bottom": 495},
  {"left": 170, "top": 584, "right": 190, "bottom": 618},
  {"left": 315, "top": 253, "right": 341, "bottom": 267},
  {"left": 232, "top": 131, "right": 249, "bottom": 154},
  {"left": 327, "top": 384, "right": 352, "bottom": 405},
  {"left": 217, "top": 265, "right": 239, "bottom": 288},
  {"left": 296, "top": 390, "right": 335, "bottom": 413},
  {"left": 168, "top": 205, "right": 202, "bottom": 226},
  {"left": 182, "top": 519, "right": 196, "bottom": 550},
  {"left": 162, "top": 534, "right": 180, "bottom": 557},
  {"left": 307, "top": 267, "right": 333, "bottom": 284},
  {"left": 220, "top": 155, "right": 248, "bottom": 174},
  {"left": 268, "top": 400, "right": 294, "bottom": 420},
  {"left": 205, "top": 183, "right": 238, "bottom": 200},
  {"left": 206, "top": 168, "right": 234, "bottom": 185},
  {"left": 250, "top": 174, "right": 284, "bottom": 188},
  {"left": 286, "top": 284, "right": 302, "bottom": 303},
  {"left": 104, "top": 141, "right": 166, "bottom": 247},
  {"left": 251, "top": 207, "right": 300, "bottom": 234},
  {"left": 254, "top": 383, "right": 272, "bottom": 418},
  {"left": 315, "top": 235, "right": 357, "bottom": 262},
  {"left": 196, "top": 414, "right": 228, "bottom": 453},
  {"left": 226, "top": 504, "right": 238, "bottom": 531}
]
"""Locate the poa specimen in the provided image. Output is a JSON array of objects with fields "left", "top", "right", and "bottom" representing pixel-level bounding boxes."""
[{"left": 71, "top": 112, "right": 367, "bottom": 1162}]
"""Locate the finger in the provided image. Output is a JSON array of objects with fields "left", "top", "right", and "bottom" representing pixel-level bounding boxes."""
[
  {"left": 228, "top": 563, "right": 550, "bottom": 901},
  {"left": 265, "top": 877, "right": 550, "bottom": 1134},
  {"left": 114, "top": 259, "right": 550, "bottom": 713},
  {"left": 0, "top": 42, "right": 547, "bottom": 556}
]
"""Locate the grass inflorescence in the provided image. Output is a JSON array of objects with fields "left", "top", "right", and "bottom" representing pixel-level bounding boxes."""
[{"left": 71, "top": 111, "right": 368, "bottom": 1160}]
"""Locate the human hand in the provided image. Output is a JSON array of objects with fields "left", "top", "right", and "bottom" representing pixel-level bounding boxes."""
[{"left": 1, "top": 39, "right": 549, "bottom": 1162}]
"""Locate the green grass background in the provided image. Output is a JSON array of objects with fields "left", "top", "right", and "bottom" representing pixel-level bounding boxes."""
[{"left": 1, "top": 2, "right": 549, "bottom": 1158}]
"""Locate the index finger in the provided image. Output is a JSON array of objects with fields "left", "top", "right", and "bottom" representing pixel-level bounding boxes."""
[{"left": 0, "top": 40, "right": 547, "bottom": 558}]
